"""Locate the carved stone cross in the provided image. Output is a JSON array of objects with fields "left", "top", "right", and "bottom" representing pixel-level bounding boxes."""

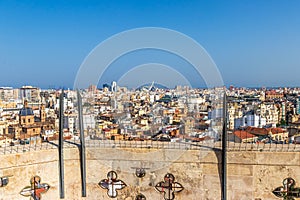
[
  {"left": 20, "top": 176, "right": 50, "bottom": 200},
  {"left": 273, "top": 177, "right": 300, "bottom": 200},
  {"left": 99, "top": 171, "right": 127, "bottom": 198},
  {"left": 155, "top": 173, "right": 184, "bottom": 200}
]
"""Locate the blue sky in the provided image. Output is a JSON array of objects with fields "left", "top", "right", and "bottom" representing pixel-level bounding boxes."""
[{"left": 0, "top": 0, "right": 300, "bottom": 88}]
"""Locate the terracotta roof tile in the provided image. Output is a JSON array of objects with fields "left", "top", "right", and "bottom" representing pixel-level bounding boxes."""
[{"left": 233, "top": 130, "right": 256, "bottom": 140}]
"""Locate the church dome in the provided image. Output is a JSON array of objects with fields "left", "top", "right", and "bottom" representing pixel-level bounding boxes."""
[{"left": 19, "top": 107, "right": 34, "bottom": 116}]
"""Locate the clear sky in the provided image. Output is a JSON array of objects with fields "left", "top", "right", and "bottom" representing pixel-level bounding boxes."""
[{"left": 0, "top": 0, "right": 300, "bottom": 89}]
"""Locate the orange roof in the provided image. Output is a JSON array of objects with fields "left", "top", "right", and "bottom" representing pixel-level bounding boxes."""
[
  {"left": 269, "top": 127, "right": 286, "bottom": 134},
  {"left": 266, "top": 90, "right": 282, "bottom": 95},
  {"left": 245, "top": 127, "right": 269, "bottom": 135},
  {"left": 239, "top": 127, "right": 286, "bottom": 137},
  {"left": 233, "top": 130, "right": 256, "bottom": 140}
]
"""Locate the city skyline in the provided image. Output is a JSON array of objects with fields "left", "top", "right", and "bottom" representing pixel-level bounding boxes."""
[{"left": 1, "top": 0, "right": 300, "bottom": 88}]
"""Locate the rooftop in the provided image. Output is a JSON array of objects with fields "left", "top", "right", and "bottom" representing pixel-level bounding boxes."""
[{"left": 19, "top": 107, "right": 34, "bottom": 116}]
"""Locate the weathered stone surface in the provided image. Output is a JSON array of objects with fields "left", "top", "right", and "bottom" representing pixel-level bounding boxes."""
[
  {"left": 0, "top": 147, "right": 299, "bottom": 199},
  {"left": 203, "top": 163, "right": 219, "bottom": 175},
  {"left": 228, "top": 190, "right": 253, "bottom": 200},
  {"left": 253, "top": 165, "right": 300, "bottom": 200},
  {"left": 227, "top": 151, "right": 256, "bottom": 165},
  {"left": 201, "top": 174, "right": 222, "bottom": 200},
  {"left": 256, "top": 152, "right": 300, "bottom": 165},
  {"left": 227, "top": 176, "right": 253, "bottom": 192},
  {"left": 0, "top": 154, "right": 17, "bottom": 170},
  {"left": 228, "top": 164, "right": 253, "bottom": 176},
  {"left": 199, "top": 150, "right": 220, "bottom": 164}
]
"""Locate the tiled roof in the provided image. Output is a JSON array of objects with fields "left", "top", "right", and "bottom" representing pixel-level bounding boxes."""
[
  {"left": 234, "top": 127, "right": 287, "bottom": 139},
  {"left": 245, "top": 127, "right": 285, "bottom": 135},
  {"left": 19, "top": 108, "right": 34, "bottom": 116},
  {"left": 233, "top": 130, "right": 256, "bottom": 140},
  {"left": 245, "top": 127, "right": 269, "bottom": 135}
]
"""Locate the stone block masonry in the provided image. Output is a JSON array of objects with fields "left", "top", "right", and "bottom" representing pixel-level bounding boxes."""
[{"left": 0, "top": 147, "right": 299, "bottom": 199}]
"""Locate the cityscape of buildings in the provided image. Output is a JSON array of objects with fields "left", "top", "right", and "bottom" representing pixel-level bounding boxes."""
[
  {"left": 0, "top": 84, "right": 300, "bottom": 148},
  {"left": 1, "top": 1, "right": 300, "bottom": 199}
]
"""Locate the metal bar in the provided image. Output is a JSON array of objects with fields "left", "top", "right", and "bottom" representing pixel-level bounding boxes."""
[
  {"left": 59, "top": 90, "right": 65, "bottom": 199},
  {"left": 77, "top": 90, "right": 87, "bottom": 197},
  {"left": 221, "top": 91, "right": 227, "bottom": 200}
]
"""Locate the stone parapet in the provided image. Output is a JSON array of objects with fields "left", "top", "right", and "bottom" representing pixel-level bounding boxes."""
[{"left": 0, "top": 147, "right": 299, "bottom": 199}]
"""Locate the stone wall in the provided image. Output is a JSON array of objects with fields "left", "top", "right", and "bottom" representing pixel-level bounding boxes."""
[{"left": 0, "top": 147, "right": 299, "bottom": 200}]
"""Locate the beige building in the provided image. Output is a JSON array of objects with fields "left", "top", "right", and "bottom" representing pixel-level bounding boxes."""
[
  {"left": 260, "top": 103, "right": 279, "bottom": 126},
  {"left": 0, "top": 87, "right": 19, "bottom": 101},
  {"left": 228, "top": 103, "right": 243, "bottom": 130},
  {"left": 19, "top": 85, "right": 40, "bottom": 103}
]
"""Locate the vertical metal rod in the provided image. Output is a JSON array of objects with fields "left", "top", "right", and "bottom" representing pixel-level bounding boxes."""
[
  {"left": 77, "top": 90, "right": 87, "bottom": 197},
  {"left": 221, "top": 91, "right": 227, "bottom": 200},
  {"left": 59, "top": 90, "right": 65, "bottom": 199}
]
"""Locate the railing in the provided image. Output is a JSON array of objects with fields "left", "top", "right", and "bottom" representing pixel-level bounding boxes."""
[
  {"left": 227, "top": 141, "right": 300, "bottom": 152},
  {"left": 1, "top": 138, "right": 299, "bottom": 155}
]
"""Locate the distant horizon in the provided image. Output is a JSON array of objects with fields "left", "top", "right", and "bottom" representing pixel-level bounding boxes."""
[{"left": 2, "top": 83, "right": 300, "bottom": 90}]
